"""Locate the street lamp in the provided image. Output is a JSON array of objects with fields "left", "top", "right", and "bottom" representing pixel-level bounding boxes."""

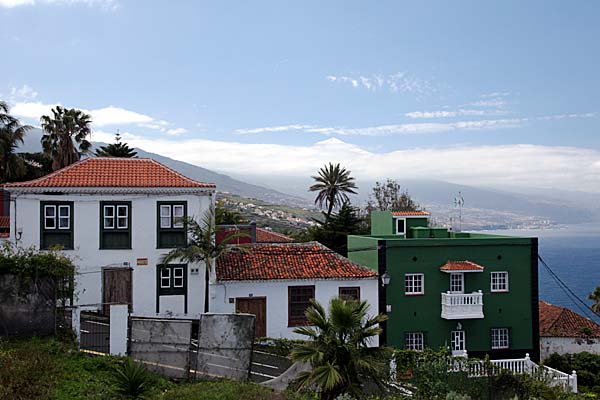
[{"left": 381, "top": 271, "right": 391, "bottom": 287}]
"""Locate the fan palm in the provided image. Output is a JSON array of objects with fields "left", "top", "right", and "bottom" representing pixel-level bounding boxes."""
[
  {"left": 291, "top": 298, "right": 389, "bottom": 400},
  {"left": 95, "top": 132, "right": 137, "bottom": 157},
  {"left": 41, "top": 106, "right": 92, "bottom": 171},
  {"left": 309, "top": 163, "right": 357, "bottom": 222},
  {"left": 0, "top": 101, "right": 31, "bottom": 182},
  {"left": 160, "top": 210, "right": 248, "bottom": 312},
  {"left": 589, "top": 287, "right": 600, "bottom": 314}
]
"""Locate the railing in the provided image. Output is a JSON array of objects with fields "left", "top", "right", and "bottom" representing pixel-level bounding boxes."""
[
  {"left": 440, "top": 291, "right": 484, "bottom": 319},
  {"left": 466, "top": 353, "right": 577, "bottom": 393}
]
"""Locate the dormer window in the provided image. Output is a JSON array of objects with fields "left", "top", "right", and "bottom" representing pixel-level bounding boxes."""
[{"left": 396, "top": 218, "right": 406, "bottom": 235}]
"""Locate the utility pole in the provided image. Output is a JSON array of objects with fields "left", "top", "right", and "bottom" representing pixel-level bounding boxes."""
[{"left": 454, "top": 191, "right": 465, "bottom": 232}]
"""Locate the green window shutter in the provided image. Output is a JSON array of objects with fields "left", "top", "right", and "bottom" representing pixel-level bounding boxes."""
[
  {"left": 99, "top": 201, "right": 131, "bottom": 249},
  {"left": 156, "top": 201, "right": 187, "bottom": 249},
  {"left": 40, "top": 201, "right": 74, "bottom": 250}
]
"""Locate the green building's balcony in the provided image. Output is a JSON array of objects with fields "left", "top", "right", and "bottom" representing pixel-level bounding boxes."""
[{"left": 441, "top": 291, "right": 484, "bottom": 320}]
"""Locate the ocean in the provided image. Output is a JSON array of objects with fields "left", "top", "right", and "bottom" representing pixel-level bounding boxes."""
[{"left": 482, "top": 223, "right": 600, "bottom": 322}]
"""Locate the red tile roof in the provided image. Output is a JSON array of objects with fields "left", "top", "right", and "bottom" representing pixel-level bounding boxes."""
[
  {"left": 0, "top": 216, "right": 9, "bottom": 229},
  {"left": 539, "top": 301, "right": 600, "bottom": 338},
  {"left": 256, "top": 228, "right": 293, "bottom": 243},
  {"left": 392, "top": 211, "right": 430, "bottom": 217},
  {"left": 4, "top": 157, "right": 215, "bottom": 189},
  {"left": 440, "top": 260, "right": 485, "bottom": 272},
  {"left": 216, "top": 242, "right": 378, "bottom": 281}
]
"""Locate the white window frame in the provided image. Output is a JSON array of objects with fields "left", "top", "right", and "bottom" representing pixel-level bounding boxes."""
[
  {"left": 44, "top": 205, "right": 56, "bottom": 229},
  {"left": 172, "top": 205, "right": 185, "bottom": 228},
  {"left": 491, "top": 271, "right": 509, "bottom": 292},
  {"left": 451, "top": 330, "right": 466, "bottom": 352},
  {"left": 395, "top": 218, "right": 406, "bottom": 235},
  {"left": 58, "top": 205, "right": 70, "bottom": 230},
  {"left": 491, "top": 328, "right": 510, "bottom": 349},
  {"left": 450, "top": 273, "right": 464, "bottom": 294},
  {"left": 103, "top": 205, "right": 115, "bottom": 229},
  {"left": 405, "top": 273, "right": 424, "bottom": 295},
  {"left": 116, "top": 205, "right": 128, "bottom": 229},
  {"left": 405, "top": 332, "right": 424, "bottom": 351},
  {"left": 160, "top": 268, "right": 171, "bottom": 288},
  {"left": 173, "top": 267, "right": 184, "bottom": 288},
  {"left": 160, "top": 205, "right": 172, "bottom": 228}
]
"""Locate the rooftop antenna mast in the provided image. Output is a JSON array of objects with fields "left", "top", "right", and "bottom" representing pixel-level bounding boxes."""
[{"left": 454, "top": 191, "right": 465, "bottom": 232}]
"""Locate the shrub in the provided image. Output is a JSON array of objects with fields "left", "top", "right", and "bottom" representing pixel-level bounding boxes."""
[{"left": 111, "top": 358, "right": 154, "bottom": 399}]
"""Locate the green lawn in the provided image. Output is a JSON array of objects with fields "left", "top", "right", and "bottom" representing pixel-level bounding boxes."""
[{"left": 0, "top": 337, "right": 309, "bottom": 400}]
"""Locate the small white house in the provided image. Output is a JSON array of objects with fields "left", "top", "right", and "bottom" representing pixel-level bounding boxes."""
[
  {"left": 3, "top": 157, "right": 215, "bottom": 318},
  {"left": 212, "top": 241, "right": 379, "bottom": 343},
  {"left": 539, "top": 300, "right": 600, "bottom": 360}
]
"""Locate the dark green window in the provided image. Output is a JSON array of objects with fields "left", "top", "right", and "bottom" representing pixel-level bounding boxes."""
[
  {"left": 100, "top": 202, "right": 131, "bottom": 249},
  {"left": 40, "top": 201, "right": 74, "bottom": 250},
  {"left": 157, "top": 201, "right": 187, "bottom": 248},
  {"left": 157, "top": 264, "right": 187, "bottom": 296}
]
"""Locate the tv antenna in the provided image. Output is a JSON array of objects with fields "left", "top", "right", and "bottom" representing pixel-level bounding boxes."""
[{"left": 454, "top": 191, "right": 465, "bottom": 232}]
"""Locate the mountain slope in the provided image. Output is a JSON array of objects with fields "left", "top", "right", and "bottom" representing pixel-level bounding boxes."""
[{"left": 16, "top": 128, "right": 308, "bottom": 206}]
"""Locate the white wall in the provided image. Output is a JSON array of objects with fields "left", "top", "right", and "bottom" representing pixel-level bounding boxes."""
[
  {"left": 541, "top": 336, "right": 600, "bottom": 360},
  {"left": 9, "top": 191, "right": 213, "bottom": 318},
  {"left": 211, "top": 278, "right": 379, "bottom": 345}
]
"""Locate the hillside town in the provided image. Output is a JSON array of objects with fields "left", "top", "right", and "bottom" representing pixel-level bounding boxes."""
[{"left": 2, "top": 2, "right": 600, "bottom": 400}]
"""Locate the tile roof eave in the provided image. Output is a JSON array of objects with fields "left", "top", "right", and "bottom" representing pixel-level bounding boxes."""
[
  {"left": 4, "top": 186, "right": 216, "bottom": 194},
  {"left": 216, "top": 276, "right": 379, "bottom": 283}
]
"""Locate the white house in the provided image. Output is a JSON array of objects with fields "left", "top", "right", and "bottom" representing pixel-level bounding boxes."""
[
  {"left": 539, "top": 300, "right": 600, "bottom": 360},
  {"left": 212, "top": 241, "right": 379, "bottom": 343},
  {"left": 3, "top": 157, "right": 215, "bottom": 318}
]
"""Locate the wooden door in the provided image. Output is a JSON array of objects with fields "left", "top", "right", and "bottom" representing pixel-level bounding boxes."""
[
  {"left": 236, "top": 297, "right": 266, "bottom": 338},
  {"left": 102, "top": 268, "right": 133, "bottom": 315}
]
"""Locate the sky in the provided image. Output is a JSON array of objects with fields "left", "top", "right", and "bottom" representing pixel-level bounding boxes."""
[{"left": 1, "top": 0, "right": 600, "bottom": 193}]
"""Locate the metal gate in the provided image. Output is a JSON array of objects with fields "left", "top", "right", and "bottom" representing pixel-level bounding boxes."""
[{"left": 80, "top": 311, "right": 110, "bottom": 354}]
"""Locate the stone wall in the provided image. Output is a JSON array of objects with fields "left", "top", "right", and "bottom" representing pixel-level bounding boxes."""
[{"left": 0, "top": 273, "right": 57, "bottom": 336}]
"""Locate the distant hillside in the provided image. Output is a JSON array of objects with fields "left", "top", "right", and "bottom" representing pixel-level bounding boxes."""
[{"left": 17, "top": 128, "right": 309, "bottom": 207}]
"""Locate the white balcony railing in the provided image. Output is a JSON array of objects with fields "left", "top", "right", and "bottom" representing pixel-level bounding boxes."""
[{"left": 441, "top": 291, "right": 484, "bottom": 319}]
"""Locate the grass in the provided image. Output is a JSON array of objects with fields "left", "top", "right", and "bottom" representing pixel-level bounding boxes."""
[{"left": 0, "top": 337, "right": 310, "bottom": 400}]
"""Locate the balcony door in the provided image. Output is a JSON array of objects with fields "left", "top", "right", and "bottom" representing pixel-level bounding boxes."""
[
  {"left": 451, "top": 330, "right": 466, "bottom": 356},
  {"left": 450, "top": 273, "right": 464, "bottom": 294}
]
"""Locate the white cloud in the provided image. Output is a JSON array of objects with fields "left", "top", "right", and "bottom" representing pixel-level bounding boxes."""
[
  {"left": 166, "top": 127, "right": 188, "bottom": 136},
  {"left": 234, "top": 124, "right": 318, "bottom": 135},
  {"left": 90, "top": 106, "right": 153, "bottom": 127},
  {"left": 235, "top": 118, "right": 524, "bottom": 137},
  {"left": 107, "top": 133, "right": 600, "bottom": 193},
  {"left": 10, "top": 100, "right": 168, "bottom": 129},
  {"left": 326, "top": 72, "right": 434, "bottom": 95},
  {"left": 0, "top": 0, "right": 117, "bottom": 8},
  {"left": 405, "top": 109, "right": 509, "bottom": 119}
]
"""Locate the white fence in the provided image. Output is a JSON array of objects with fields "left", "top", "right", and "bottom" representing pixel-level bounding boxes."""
[{"left": 465, "top": 353, "right": 578, "bottom": 393}]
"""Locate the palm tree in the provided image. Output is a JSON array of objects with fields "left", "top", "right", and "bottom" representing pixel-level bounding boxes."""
[
  {"left": 160, "top": 210, "right": 248, "bottom": 313},
  {"left": 41, "top": 106, "right": 92, "bottom": 171},
  {"left": 0, "top": 101, "right": 31, "bottom": 182},
  {"left": 291, "top": 298, "right": 389, "bottom": 400},
  {"left": 589, "top": 287, "right": 600, "bottom": 314},
  {"left": 309, "top": 163, "right": 357, "bottom": 222},
  {"left": 95, "top": 132, "right": 137, "bottom": 157}
]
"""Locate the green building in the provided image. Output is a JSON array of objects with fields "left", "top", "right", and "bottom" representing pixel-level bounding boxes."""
[{"left": 347, "top": 210, "right": 539, "bottom": 361}]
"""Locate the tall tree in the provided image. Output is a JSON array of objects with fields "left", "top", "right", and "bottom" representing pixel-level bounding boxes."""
[
  {"left": 306, "top": 202, "right": 368, "bottom": 256},
  {"left": 368, "top": 179, "right": 419, "bottom": 212},
  {"left": 95, "top": 132, "right": 137, "bottom": 158},
  {"left": 309, "top": 163, "right": 358, "bottom": 222},
  {"left": 41, "top": 106, "right": 92, "bottom": 171},
  {"left": 0, "top": 101, "right": 31, "bottom": 182},
  {"left": 292, "top": 298, "right": 389, "bottom": 400},
  {"left": 161, "top": 210, "right": 247, "bottom": 312}
]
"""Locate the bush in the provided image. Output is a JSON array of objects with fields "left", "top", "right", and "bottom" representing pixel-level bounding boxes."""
[{"left": 111, "top": 358, "right": 154, "bottom": 399}]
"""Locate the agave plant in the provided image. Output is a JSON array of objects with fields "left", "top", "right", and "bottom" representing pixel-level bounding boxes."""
[{"left": 111, "top": 358, "right": 153, "bottom": 399}]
